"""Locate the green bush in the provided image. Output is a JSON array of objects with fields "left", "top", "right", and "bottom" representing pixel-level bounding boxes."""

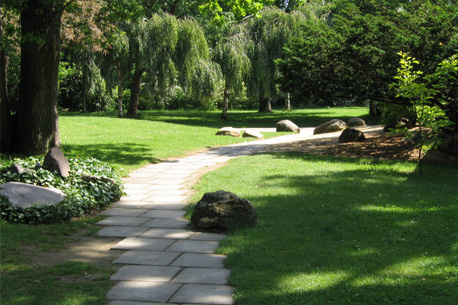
[{"left": 0, "top": 156, "right": 123, "bottom": 224}]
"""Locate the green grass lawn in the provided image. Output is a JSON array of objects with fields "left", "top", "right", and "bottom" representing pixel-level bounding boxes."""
[
  {"left": 190, "top": 154, "right": 458, "bottom": 305},
  {"left": 59, "top": 107, "right": 372, "bottom": 176}
]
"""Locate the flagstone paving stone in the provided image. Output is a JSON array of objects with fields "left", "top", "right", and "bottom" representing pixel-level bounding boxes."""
[
  {"left": 140, "top": 210, "right": 186, "bottom": 219},
  {"left": 141, "top": 218, "right": 189, "bottom": 229},
  {"left": 171, "top": 253, "right": 226, "bottom": 268},
  {"left": 107, "top": 281, "right": 181, "bottom": 303},
  {"left": 98, "top": 226, "right": 149, "bottom": 237},
  {"left": 112, "top": 237, "right": 174, "bottom": 251},
  {"left": 169, "top": 284, "right": 234, "bottom": 304},
  {"left": 140, "top": 228, "right": 194, "bottom": 239},
  {"left": 172, "top": 268, "right": 230, "bottom": 284},
  {"left": 100, "top": 208, "right": 149, "bottom": 217},
  {"left": 112, "top": 250, "right": 180, "bottom": 265},
  {"left": 166, "top": 240, "right": 219, "bottom": 254},
  {"left": 97, "top": 217, "right": 151, "bottom": 227},
  {"left": 111, "top": 265, "right": 181, "bottom": 282}
]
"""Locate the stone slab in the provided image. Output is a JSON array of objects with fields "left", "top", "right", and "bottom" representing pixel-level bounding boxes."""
[
  {"left": 140, "top": 228, "right": 194, "bottom": 239},
  {"left": 166, "top": 240, "right": 219, "bottom": 254},
  {"left": 0, "top": 182, "right": 65, "bottom": 209},
  {"left": 146, "top": 190, "right": 188, "bottom": 196},
  {"left": 147, "top": 184, "right": 185, "bottom": 190},
  {"left": 107, "top": 301, "right": 168, "bottom": 305},
  {"left": 112, "top": 237, "right": 174, "bottom": 251},
  {"left": 143, "top": 195, "right": 188, "bottom": 203},
  {"left": 169, "top": 284, "right": 234, "bottom": 304},
  {"left": 107, "top": 281, "right": 181, "bottom": 303},
  {"left": 113, "top": 250, "right": 180, "bottom": 265},
  {"left": 141, "top": 202, "right": 188, "bottom": 210},
  {"left": 142, "top": 218, "right": 189, "bottom": 229},
  {"left": 98, "top": 226, "right": 149, "bottom": 237},
  {"left": 122, "top": 183, "right": 151, "bottom": 189},
  {"left": 111, "top": 265, "right": 180, "bottom": 282},
  {"left": 172, "top": 268, "right": 230, "bottom": 284},
  {"left": 171, "top": 253, "right": 225, "bottom": 268},
  {"left": 141, "top": 210, "right": 186, "bottom": 219},
  {"left": 97, "top": 217, "right": 151, "bottom": 227},
  {"left": 99, "top": 208, "right": 149, "bottom": 217},
  {"left": 111, "top": 202, "right": 148, "bottom": 209},
  {"left": 149, "top": 179, "right": 186, "bottom": 185}
]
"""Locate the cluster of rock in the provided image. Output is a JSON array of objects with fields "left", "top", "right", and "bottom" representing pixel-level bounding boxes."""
[
  {"left": 215, "top": 127, "right": 264, "bottom": 139},
  {"left": 312, "top": 118, "right": 367, "bottom": 143},
  {"left": 191, "top": 190, "right": 257, "bottom": 232}
]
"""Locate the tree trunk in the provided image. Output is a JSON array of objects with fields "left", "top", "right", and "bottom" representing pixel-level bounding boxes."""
[
  {"left": 82, "top": 62, "right": 88, "bottom": 112},
  {"left": 258, "top": 97, "right": 272, "bottom": 113},
  {"left": 127, "top": 68, "right": 144, "bottom": 116},
  {"left": 0, "top": 15, "right": 12, "bottom": 152},
  {"left": 116, "top": 61, "right": 123, "bottom": 118},
  {"left": 15, "top": 0, "right": 62, "bottom": 154},
  {"left": 285, "top": 92, "right": 291, "bottom": 111},
  {"left": 221, "top": 83, "right": 229, "bottom": 120}
]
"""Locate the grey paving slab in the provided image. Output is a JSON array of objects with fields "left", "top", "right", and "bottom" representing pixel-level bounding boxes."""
[
  {"left": 111, "top": 202, "right": 148, "bottom": 209},
  {"left": 113, "top": 250, "right": 180, "bottom": 265},
  {"left": 120, "top": 194, "right": 150, "bottom": 201},
  {"left": 146, "top": 190, "right": 188, "bottom": 197},
  {"left": 169, "top": 284, "right": 234, "bottom": 304},
  {"left": 100, "top": 208, "right": 149, "bottom": 217},
  {"left": 171, "top": 253, "right": 225, "bottom": 268},
  {"left": 111, "top": 265, "right": 180, "bottom": 282},
  {"left": 112, "top": 237, "right": 175, "bottom": 251},
  {"left": 123, "top": 183, "right": 152, "bottom": 189},
  {"left": 166, "top": 240, "right": 219, "bottom": 254},
  {"left": 124, "top": 188, "right": 151, "bottom": 195},
  {"left": 189, "top": 232, "right": 226, "bottom": 241},
  {"left": 142, "top": 218, "right": 189, "bottom": 229},
  {"left": 107, "top": 301, "right": 168, "bottom": 305},
  {"left": 107, "top": 281, "right": 181, "bottom": 303},
  {"left": 128, "top": 172, "right": 158, "bottom": 178},
  {"left": 98, "top": 226, "right": 149, "bottom": 237},
  {"left": 97, "top": 217, "right": 151, "bottom": 227},
  {"left": 147, "top": 184, "right": 185, "bottom": 190},
  {"left": 143, "top": 195, "right": 188, "bottom": 203},
  {"left": 141, "top": 210, "right": 186, "bottom": 219},
  {"left": 172, "top": 268, "right": 230, "bottom": 284},
  {"left": 122, "top": 177, "right": 154, "bottom": 184},
  {"left": 153, "top": 174, "right": 192, "bottom": 180},
  {"left": 141, "top": 202, "right": 188, "bottom": 210},
  {"left": 140, "top": 228, "right": 195, "bottom": 239},
  {"left": 149, "top": 179, "right": 186, "bottom": 185}
]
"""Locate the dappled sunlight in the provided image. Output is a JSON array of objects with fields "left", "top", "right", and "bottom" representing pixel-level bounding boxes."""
[
  {"left": 357, "top": 205, "right": 443, "bottom": 214},
  {"left": 278, "top": 270, "right": 350, "bottom": 292}
]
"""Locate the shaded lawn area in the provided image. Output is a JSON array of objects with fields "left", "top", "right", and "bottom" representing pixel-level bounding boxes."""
[{"left": 190, "top": 154, "right": 458, "bottom": 305}]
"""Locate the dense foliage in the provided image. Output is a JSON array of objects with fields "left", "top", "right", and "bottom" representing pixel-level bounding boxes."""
[{"left": 0, "top": 156, "right": 122, "bottom": 223}]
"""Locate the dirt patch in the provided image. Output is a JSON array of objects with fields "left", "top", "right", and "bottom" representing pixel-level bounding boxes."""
[{"left": 262, "top": 128, "right": 421, "bottom": 161}]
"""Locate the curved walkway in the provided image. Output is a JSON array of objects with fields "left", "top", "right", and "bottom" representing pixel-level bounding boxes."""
[{"left": 97, "top": 128, "right": 316, "bottom": 305}]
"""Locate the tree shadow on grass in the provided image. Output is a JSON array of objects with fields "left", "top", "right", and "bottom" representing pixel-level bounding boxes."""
[
  {"left": 61, "top": 143, "right": 161, "bottom": 169},
  {"left": 221, "top": 154, "right": 458, "bottom": 305}
]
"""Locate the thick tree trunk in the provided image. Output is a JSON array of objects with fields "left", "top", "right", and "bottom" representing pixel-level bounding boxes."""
[
  {"left": 127, "top": 68, "right": 144, "bottom": 116},
  {"left": 116, "top": 62, "right": 123, "bottom": 118},
  {"left": 0, "top": 16, "right": 12, "bottom": 152},
  {"left": 221, "top": 83, "right": 229, "bottom": 120},
  {"left": 258, "top": 97, "right": 272, "bottom": 113},
  {"left": 15, "top": 0, "right": 62, "bottom": 154}
]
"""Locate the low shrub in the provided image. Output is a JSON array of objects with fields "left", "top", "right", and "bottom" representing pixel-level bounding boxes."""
[{"left": 0, "top": 156, "right": 123, "bottom": 224}]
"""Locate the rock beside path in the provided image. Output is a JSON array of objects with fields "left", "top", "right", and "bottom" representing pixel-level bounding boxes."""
[
  {"left": 216, "top": 127, "right": 241, "bottom": 137},
  {"left": 339, "top": 128, "right": 366, "bottom": 143},
  {"left": 314, "top": 119, "right": 347, "bottom": 135},
  {"left": 191, "top": 190, "right": 257, "bottom": 232},
  {"left": 276, "top": 120, "right": 300, "bottom": 133},
  {"left": 243, "top": 130, "right": 264, "bottom": 139},
  {"left": 0, "top": 182, "right": 65, "bottom": 209}
]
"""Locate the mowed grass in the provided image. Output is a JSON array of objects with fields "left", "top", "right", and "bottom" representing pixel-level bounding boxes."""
[
  {"left": 190, "top": 154, "right": 458, "bottom": 305},
  {"left": 60, "top": 107, "right": 371, "bottom": 176}
]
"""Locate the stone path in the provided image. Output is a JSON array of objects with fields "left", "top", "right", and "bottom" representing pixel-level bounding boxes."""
[{"left": 98, "top": 129, "right": 315, "bottom": 305}]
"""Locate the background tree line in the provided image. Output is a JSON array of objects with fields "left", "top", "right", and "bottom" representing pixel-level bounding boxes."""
[{"left": 1, "top": 0, "right": 457, "bottom": 155}]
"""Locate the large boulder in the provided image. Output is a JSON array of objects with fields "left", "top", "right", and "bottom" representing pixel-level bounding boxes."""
[
  {"left": 191, "top": 190, "right": 257, "bottom": 232},
  {"left": 314, "top": 119, "right": 347, "bottom": 135},
  {"left": 383, "top": 118, "right": 414, "bottom": 132},
  {"left": 243, "top": 130, "right": 264, "bottom": 139},
  {"left": 339, "top": 128, "right": 366, "bottom": 143},
  {"left": 0, "top": 182, "right": 65, "bottom": 209},
  {"left": 43, "top": 147, "right": 70, "bottom": 177},
  {"left": 348, "top": 117, "right": 366, "bottom": 127},
  {"left": 215, "top": 127, "right": 241, "bottom": 137},
  {"left": 276, "top": 120, "right": 300, "bottom": 133}
]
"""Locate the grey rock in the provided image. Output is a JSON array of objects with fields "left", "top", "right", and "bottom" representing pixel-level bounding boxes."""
[
  {"left": 314, "top": 119, "right": 347, "bottom": 135},
  {"left": 242, "top": 130, "right": 264, "bottom": 139},
  {"left": 348, "top": 117, "right": 366, "bottom": 127},
  {"left": 0, "top": 182, "right": 65, "bottom": 209},
  {"left": 9, "top": 164, "right": 32, "bottom": 174},
  {"left": 191, "top": 190, "right": 257, "bottom": 232},
  {"left": 383, "top": 118, "right": 413, "bottom": 132},
  {"left": 215, "top": 127, "right": 241, "bottom": 137},
  {"left": 276, "top": 120, "right": 300, "bottom": 133},
  {"left": 43, "top": 147, "right": 70, "bottom": 177},
  {"left": 338, "top": 128, "right": 366, "bottom": 143}
]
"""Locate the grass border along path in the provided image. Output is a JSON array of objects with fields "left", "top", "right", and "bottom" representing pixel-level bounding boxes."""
[{"left": 190, "top": 154, "right": 458, "bottom": 305}]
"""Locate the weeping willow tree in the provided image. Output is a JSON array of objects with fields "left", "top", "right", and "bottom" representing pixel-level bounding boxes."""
[
  {"left": 242, "top": 7, "right": 307, "bottom": 112},
  {"left": 214, "top": 25, "right": 252, "bottom": 120},
  {"left": 174, "top": 17, "right": 220, "bottom": 109}
]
